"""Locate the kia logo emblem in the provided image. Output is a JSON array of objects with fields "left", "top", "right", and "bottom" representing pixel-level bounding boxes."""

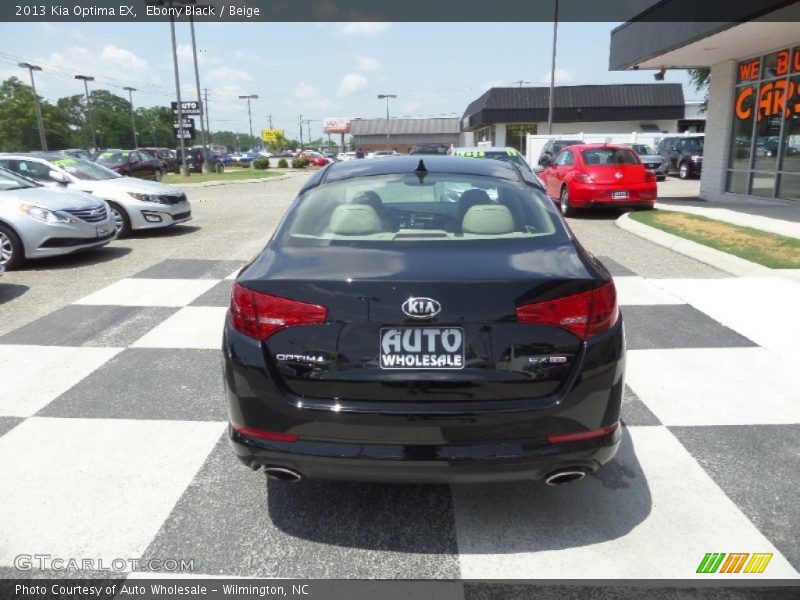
[
  {"left": 614, "top": 171, "right": 623, "bottom": 179},
  {"left": 402, "top": 297, "right": 441, "bottom": 319}
]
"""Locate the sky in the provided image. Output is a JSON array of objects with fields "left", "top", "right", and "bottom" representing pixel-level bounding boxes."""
[{"left": 0, "top": 21, "right": 700, "bottom": 140}]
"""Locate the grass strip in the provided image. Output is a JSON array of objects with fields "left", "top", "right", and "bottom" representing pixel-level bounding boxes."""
[
  {"left": 163, "top": 169, "right": 281, "bottom": 184},
  {"left": 629, "top": 209, "right": 800, "bottom": 269}
]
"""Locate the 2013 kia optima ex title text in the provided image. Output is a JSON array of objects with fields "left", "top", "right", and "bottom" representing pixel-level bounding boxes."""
[{"left": 223, "top": 156, "right": 624, "bottom": 485}]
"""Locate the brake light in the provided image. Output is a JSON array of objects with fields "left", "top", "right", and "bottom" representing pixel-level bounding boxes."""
[
  {"left": 230, "top": 283, "right": 327, "bottom": 341},
  {"left": 515, "top": 281, "right": 618, "bottom": 340},
  {"left": 548, "top": 422, "right": 619, "bottom": 444},
  {"left": 644, "top": 170, "right": 656, "bottom": 183},
  {"left": 573, "top": 171, "right": 593, "bottom": 183},
  {"left": 232, "top": 423, "right": 298, "bottom": 443}
]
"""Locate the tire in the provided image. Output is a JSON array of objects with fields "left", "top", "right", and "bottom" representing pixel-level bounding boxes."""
[
  {"left": 560, "top": 186, "right": 576, "bottom": 217},
  {"left": 0, "top": 223, "right": 24, "bottom": 270},
  {"left": 153, "top": 169, "right": 162, "bottom": 182},
  {"left": 109, "top": 203, "right": 132, "bottom": 238},
  {"left": 678, "top": 162, "right": 690, "bottom": 180}
]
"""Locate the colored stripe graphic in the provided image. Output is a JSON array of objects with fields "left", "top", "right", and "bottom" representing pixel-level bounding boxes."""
[
  {"left": 744, "top": 553, "right": 773, "bottom": 574},
  {"left": 697, "top": 552, "right": 773, "bottom": 574},
  {"left": 720, "top": 553, "right": 749, "bottom": 573},
  {"left": 697, "top": 553, "right": 726, "bottom": 573}
]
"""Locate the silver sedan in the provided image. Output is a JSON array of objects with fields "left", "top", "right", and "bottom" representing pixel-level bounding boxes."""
[{"left": 0, "top": 168, "right": 115, "bottom": 270}]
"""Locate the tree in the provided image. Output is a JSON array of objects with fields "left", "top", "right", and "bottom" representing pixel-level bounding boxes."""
[
  {"left": 57, "top": 89, "right": 137, "bottom": 149},
  {"left": 688, "top": 68, "right": 710, "bottom": 113},
  {"left": 0, "top": 77, "right": 72, "bottom": 151},
  {"left": 136, "top": 106, "right": 174, "bottom": 147}
]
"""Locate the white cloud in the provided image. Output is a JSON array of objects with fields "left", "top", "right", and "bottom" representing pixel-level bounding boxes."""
[
  {"left": 482, "top": 79, "right": 507, "bottom": 90},
  {"left": 39, "top": 23, "right": 57, "bottom": 35},
  {"left": 540, "top": 68, "right": 574, "bottom": 84},
  {"left": 401, "top": 102, "right": 421, "bottom": 115},
  {"left": 356, "top": 56, "right": 380, "bottom": 72},
  {"left": 294, "top": 81, "right": 321, "bottom": 100},
  {"left": 101, "top": 45, "right": 148, "bottom": 70},
  {"left": 336, "top": 22, "right": 390, "bottom": 36},
  {"left": 337, "top": 73, "right": 368, "bottom": 97}
]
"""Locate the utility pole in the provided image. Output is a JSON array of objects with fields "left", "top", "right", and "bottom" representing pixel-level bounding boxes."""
[
  {"left": 267, "top": 114, "right": 273, "bottom": 129},
  {"left": 512, "top": 80, "right": 531, "bottom": 87},
  {"left": 188, "top": 11, "right": 210, "bottom": 172},
  {"left": 18, "top": 62, "right": 47, "bottom": 151},
  {"left": 123, "top": 86, "right": 138, "bottom": 148},
  {"left": 377, "top": 94, "right": 397, "bottom": 151},
  {"left": 75, "top": 74, "right": 96, "bottom": 150},
  {"left": 298, "top": 114, "right": 303, "bottom": 149},
  {"left": 203, "top": 88, "right": 210, "bottom": 135},
  {"left": 238, "top": 94, "right": 258, "bottom": 143},
  {"left": 547, "top": 0, "right": 559, "bottom": 135},
  {"left": 169, "top": 4, "right": 189, "bottom": 177}
]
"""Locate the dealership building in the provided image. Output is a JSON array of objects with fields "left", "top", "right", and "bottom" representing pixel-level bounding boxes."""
[
  {"left": 348, "top": 118, "right": 461, "bottom": 153},
  {"left": 610, "top": 1, "right": 800, "bottom": 203}
]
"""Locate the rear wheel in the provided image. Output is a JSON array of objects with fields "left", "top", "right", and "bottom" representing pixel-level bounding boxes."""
[
  {"left": 153, "top": 169, "right": 162, "bottom": 182},
  {"left": 0, "top": 224, "right": 24, "bottom": 270},
  {"left": 678, "top": 162, "right": 690, "bottom": 179},
  {"left": 560, "top": 186, "right": 576, "bottom": 217},
  {"left": 109, "top": 203, "right": 132, "bottom": 238}
]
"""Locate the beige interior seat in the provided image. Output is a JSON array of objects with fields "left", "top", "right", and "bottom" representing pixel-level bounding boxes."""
[
  {"left": 461, "top": 205, "right": 515, "bottom": 235},
  {"left": 328, "top": 204, "right": 383, "bottom": 235}
]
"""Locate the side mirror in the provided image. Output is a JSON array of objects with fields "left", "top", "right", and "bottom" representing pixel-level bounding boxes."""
[
  {"left": 538, "top": 155, "right": 551, "bottom": 166},
  {"left": 49, "top": 170, "right": 70, "bottom": 185},
  {"left": 670, "top": 147, "right": 679, "bottom": 152}
]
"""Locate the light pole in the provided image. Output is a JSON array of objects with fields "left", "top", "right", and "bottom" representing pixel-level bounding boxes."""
[
  {"left": 186, "top": 5, "right": 211, "bottom": 172},
  {"left": 377, "top": 94, "right": 397, "bottom": 151},
  {"left": 547, "top": 0, "right": 559, "bottom": 135},
  {"left": 123, "top": 86, "right": 138, "bottom": 148},
  {"left": 238, "top": 94, "right": 258, "bottom": 144},
  {"left": 19, "top": 62, "right": 47, "bottom": 151},
  {"left": 166, "top": 2, "right": 189, "bottom": 177},
  {"left": 75, "top": 74, "right": 96, "bottom": 150}
]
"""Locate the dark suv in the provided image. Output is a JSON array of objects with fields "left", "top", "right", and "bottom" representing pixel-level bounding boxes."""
[
  {"left": 175, "top": 146, "right": 224, "bottom": 173},
  {"left": 537, "top": 139, "right": 583, "bottom": 167},
  {"left": 656, "top": 135, "right": 704, "bottom": 179}
]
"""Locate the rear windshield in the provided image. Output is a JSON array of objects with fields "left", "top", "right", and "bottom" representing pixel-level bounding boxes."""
[
  {"left": 96, "top": 151, "right": 129, "bottom": 164},
  {"left": 280, "top": 173, "right": 566, "bottom": 246},
  {"left": 49, "top": 156, "right": 120, "bottom": 180},
  {"left": 580, "top": 148, "right": 639, "bottom": 166},
  {"left": 631, "top": 145, "right": 656, "bottom": 155}
]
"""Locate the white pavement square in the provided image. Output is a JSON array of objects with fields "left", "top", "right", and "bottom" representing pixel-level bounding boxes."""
[
  {"left": 626, "top": 348, "right": 800, "bottom": 426},
  {"left": 0, "top": 345, "right": 122, "bottom": 417},
  {"left": 0, "top": 417, "right": 225, "bottom": 566},
  {"left": 651, "top": 277, "right": 800, "bottom": 358},
  {"left": 453, "top": 426, "right": 798, "bottom": 579},
  {"left": 613, "top": 276, "right": 686, "bottom": 306},
  {"left": 74, "top": 278, "right": 219, "bottom": 308},
  {"left": 131, "top": 307, "right": 228, "bottom": 349}
]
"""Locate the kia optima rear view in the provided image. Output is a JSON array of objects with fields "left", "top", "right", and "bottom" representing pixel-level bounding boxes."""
[{"left": 223, "top": 156, "right": 624, "bottom": 485}]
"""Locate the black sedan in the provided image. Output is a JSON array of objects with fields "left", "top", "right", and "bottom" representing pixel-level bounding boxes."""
[{"left": 223, "top": 156, "right": 623, "bottom": 485}]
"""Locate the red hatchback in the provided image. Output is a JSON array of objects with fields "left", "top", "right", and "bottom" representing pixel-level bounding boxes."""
[{"left": 542, "top": 144, "right": 657, "bottom": 216}]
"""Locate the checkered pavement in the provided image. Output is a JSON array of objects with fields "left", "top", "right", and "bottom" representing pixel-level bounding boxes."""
[{"left": 0, "top": 258, "right": 798, "bottom": 580}]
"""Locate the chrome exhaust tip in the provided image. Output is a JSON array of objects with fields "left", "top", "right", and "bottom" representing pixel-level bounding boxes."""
[
  {"left": 264, "top": 466, "right": 303, "bottom": 482},
  {"left": 545, "top": 469, "right": 587, "bottom": 486}
]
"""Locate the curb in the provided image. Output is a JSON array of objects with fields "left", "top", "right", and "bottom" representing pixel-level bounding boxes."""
[
  {"left": 169, "top": 173, "right": 295, "bottom": 188},
  {"left": 615, "top": 212, "right": 800, "bottom": 283}
]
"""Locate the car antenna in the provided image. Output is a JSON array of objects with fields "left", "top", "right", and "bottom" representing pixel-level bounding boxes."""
[{"left": 414, "top": 159, "right": 428, "bottom": 183}]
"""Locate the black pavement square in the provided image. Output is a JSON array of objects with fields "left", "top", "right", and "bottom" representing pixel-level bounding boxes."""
[
  {"left": 38, "top": 348, "right": 227, "bottom": 421},
  {"left": 597, "top": 256, "right": 637, "bottom": 277},
  {"left": 670, "top": 424, "right": 800, "bottom": 573},
  {"left": 190, "top": 280, "right": 233, "bottom": 307},
  {"left": 0, "top": 305, "right": 177, "bottom": 347},
  {"left": 142, "top": 437, "right": 460, "bottom": 578},
  {"left": 621, "top": 385, "right": 661, "bottom": 427},
  {"left": 0, "top": 417, "right": 23, "bottom": 438},
  {"left": 622, "top": 305, "right": 757, "bottom": 350},
  {"left": 131, "top": 259, "right": 245, "bottom": 280}
]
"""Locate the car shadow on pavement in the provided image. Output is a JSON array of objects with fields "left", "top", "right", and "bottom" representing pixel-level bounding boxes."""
[
  {"left": 267, "top": 426, "right": 650, "bottom": 554},
  {"left": 128, "top": 225, "right": 201, "bottom": 239},
  {"left": 16, "top": 246, "right": 132, "bottom": 271},
  {"left": 0, "top": 283, "right": 28, "bottom": 304},
  {"left": 568, "top": 209, "right": 640, "bottom": 221}
]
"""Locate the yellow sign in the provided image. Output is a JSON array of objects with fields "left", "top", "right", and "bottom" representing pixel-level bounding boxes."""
[{"left": 261, "top": 129, "right": 284, "bottom": 142}]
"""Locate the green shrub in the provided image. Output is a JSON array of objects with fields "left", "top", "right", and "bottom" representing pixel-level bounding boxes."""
[
  {"left": 292, "top": 156, "right": 310, "bottom": 169},
  {"left": 278, "top": 158, "right": 288, "bottom": 168},
  {"left": 235, "top": 160, "right": 251, "bottom": 168},
  {"left": 253, "top": 158, "right": 270, "bottom": 170}
]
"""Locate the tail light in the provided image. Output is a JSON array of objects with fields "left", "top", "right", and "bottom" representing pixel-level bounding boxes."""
[
  {"left": 516, "top": 281, "right": 618, "bottom": 340},
  {"left": 644, "top": 170, "right": 656, "bottom": 183},
  {"left": 573, "top": 172, "right": 593, "bottom": 183},
  {"left": 548, "top": 422, "right": 618, "bottom": 444},
  {"left": 230, "top": 283, "right": 327, "bottom": 341},
  {"left": 231, "top": 422, "right": 298, "bottom": 443}
]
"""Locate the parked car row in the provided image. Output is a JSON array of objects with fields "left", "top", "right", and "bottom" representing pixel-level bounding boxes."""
[{"left": 0, "top": 152, "right": 192, "bottom": 269}]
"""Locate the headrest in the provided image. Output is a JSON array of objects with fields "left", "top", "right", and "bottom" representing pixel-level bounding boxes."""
[
  {"left": 462, "top": 205, "right": 515, "bottom": 235},
  {"left": 353, "top": 191, "right": 383, "bottom": 210},
  {"left": 328, "top": 204, "right": 383, "bottom": 235},
  {"left": 460, "top": 188, "right": 492, "bottom": 207}
]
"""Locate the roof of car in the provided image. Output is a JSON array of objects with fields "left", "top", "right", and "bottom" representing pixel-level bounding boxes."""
[
  {"left": 0, "top": 152, "right": 76, "bottom": 161},
  {"left": 321, "top": 156, "right": 521, "bottom": 184},
  {"left": 451, "top": 147, "right": 520, "bottom": 154}
]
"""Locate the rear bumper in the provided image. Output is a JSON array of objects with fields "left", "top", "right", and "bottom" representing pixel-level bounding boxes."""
[
  {"left": 569, "top": 182, "right": 657, "bottom": 208},
  {"left": 229, "top": 424, "right": 621, "bottom": 483},
  {"left": 222, "top": 317, "right": 626, "bottom": 483}
]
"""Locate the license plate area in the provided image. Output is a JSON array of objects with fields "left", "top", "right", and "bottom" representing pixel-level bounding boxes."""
[
  {"left": 96, "top": 224, "right": 113, "bottom": 237},
  {"left": 612, "top": 191, "right": 629, "bottom": 199},
  {"left": 380, "top": 327, "right": 465, "bottom": 370}
]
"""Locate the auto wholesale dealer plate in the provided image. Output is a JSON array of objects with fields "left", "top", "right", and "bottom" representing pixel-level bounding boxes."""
[
  {"left": 97, "top": 224, "right": 113, "bottom": 237},
  {"left": 379, "top": 327, "right": 465, "bottom": 369},
  {"left": 612, "top": 191, "right": 629, "bottom": 199}
]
